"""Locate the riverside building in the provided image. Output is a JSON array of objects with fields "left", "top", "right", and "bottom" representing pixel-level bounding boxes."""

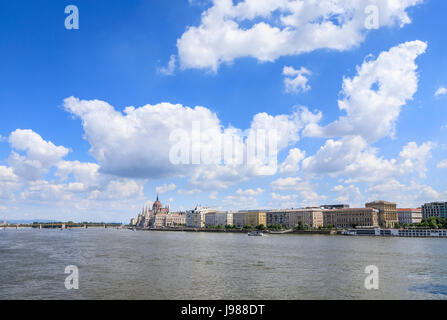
[
  {"left": 422, "top": 202, "right": 447, "bottom": 219},
  {"left": 233, "top": 211, "right": 246, "bottom": 228},
  {"left": 267, "top": 208, "right": 324, "bottom": 229},
  {"left": 204, "top": 211, "right": 234, "bottom": 227},
  {"left": 215, "top": 212, "right": 233, "bottom": 226},
  {"left": 242, "top": 210, "right": 267, "bottom": 227},
  {"left": 186, "top": 206, "right": 217, "bottom": 228},
  {"left": 321, "top": 204, "right": 350, "bottom": 210},
  {"left": 133, "top": 196, "right": 186, "bottom": 228},
  {"left": 365, "top": 200, "right": 398, "bottom": 228},
  {"left": 323, "top": 208, "right": 379, "bottom": 228},
  {"left": 397, "top": 208, "right": 422, "bottom": 225}
]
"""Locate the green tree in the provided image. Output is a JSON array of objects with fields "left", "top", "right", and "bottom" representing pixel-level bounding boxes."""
[{"left": 294, "top": 222, "right": 304, "bottom": 230}]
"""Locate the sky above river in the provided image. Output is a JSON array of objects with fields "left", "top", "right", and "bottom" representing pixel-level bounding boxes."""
[{"left": 0, "top": 0, "right": 446, "bottom": 222}]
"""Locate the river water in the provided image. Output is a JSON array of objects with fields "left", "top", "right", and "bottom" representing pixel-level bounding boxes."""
[{"left": 0, "top": 228, "right": 446, "bottom": 299}]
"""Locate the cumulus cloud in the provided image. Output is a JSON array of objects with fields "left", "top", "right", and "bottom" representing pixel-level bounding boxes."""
[
  {"left": 8, "top": 129, "right": 70, "bottom": 180},
  {"left": 63, "top": 97, "right": 321, "bottom": 189},
  {"left": 283, "top": 66, "right": 311, "bottom": 93},
  {"left": 156, "top": 183, "right": 176, "bottom": 194},
  {"left": 0, "top": 129, "right": 145, "bottom": 208},
  {"left": 304, "top": 40, "right": 427, "bottom": 143},
  {"left": 209, "top": 191, "right": 218, "bottom": 199},
  {"left": 222, "top": 194, "right": 258, "bottom": 209},
  {"left": 397, "top": 141, "right": 435, "bottom": 178},
  {"left": 270, "top": 177, "right": 326, "bottom": 205},
  {"left": 271, "top": 192, "right": 296, "bottom": 202},
  {"left": 279, "top": 148, "right": 306, "bottom": 175},
  {"left": 367, "top": 179, "right": 446, "bottom": 207},
  {"left": 331, "top": 184, "right": 364, "bottom": 206},
  {"left": 177, "top": 0, "right": 423, "bottom": 71},
  {"left": 295, "top": 41, "right": 434, "bottom": 188},
  {"left": 178, "top": 188, "right": 202, "bottom": 195},
  {"left": 437, "top": 159, "right": 447, "bottom": 169},
  {"left": 434, "top": 86, "right": 447, "bottom": 97},
  {"left": 158, "top": 54, "right": 177, "bottom": 75},
  {"left": 302, "top": 136, "right": 435, "bottom": 183},
  {"left": 88, "top": 179, "right": 144, "bottom": 201},
  {"left": 236, "top": 187, "right": 264, "bottom": 196},
  {"left": 0, "top": 165, "right": 21, "bottom": 199},
  {"left": 63, "top": 97, "right": 221, "bottom": 179}
]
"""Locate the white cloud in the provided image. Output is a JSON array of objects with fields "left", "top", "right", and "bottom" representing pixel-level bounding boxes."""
[
  {"left": 63, "top": 96, "right": 222, "bottom": 179},
  {"left": 302, "top": 136, "right": 435, "bottom": 183},
  {"left": 279, "top": 147, "right": 306, "bottom": 174},
  {"left": 222, "top": 194, "right": 258, "bottom": 209},
  {"left": 331, "top": 184, "right": 363, "bottom": 206},
  {"left": 270, "top": 192, "right": 296, "bottom": 202},
  {"left": 209, "top": 191, "right": 218, "bottom": 199},
  {"left": 434, "top": 86, "right": 447, "bottom": 97},
  {"left": 397, "top": 141, "right": 435, "bottom": 178},
  {"left": 270, "top": 177, "right": 326, "bottom": 205},
  {"left": 178, "top": 188, "right": 202, "bottom": 195},
  {"left": 63, "top": 97, "right": 321, "bottom": 189},
  {"left": 0, "top": 129, "right": 145, "bottom": 211},
  {"left": 88, "top": 179, "right": 144, "bottom": 201},
  {"left": 437, "top": 159, "right": 447, "bottom": 169},
  {"left": 0, "top": 165, "right": 21, "bottom": 199},
  {"left": 236, "top": 187, "right": 264, "bottom": 196},
  {"left": 283, "top": 66, "right": 311, "bottom": 93},
  {"left": 304, "top": 40, "right": 427, "bottom": 143},
  {"left": 0, "top": 165, "right": 19, "bottom": 182},
  {"left": 158, "top": 54, "right": 177, "bottom": 75},
  {"left": 177, "top": 0, "right": 423, "bottom": 71},
  {"left": 18, "top": 162, "right": 145, "bottom": 203},
  {"left": 296, "top": 41, "right": 434, "bottom": 186},
  {"left": 56, "top": 160, "right": 101, "bottom": 186},
  {"left": 367, "top": 179, "right": 446, "bottom": 207},
  {"left": 8, "top": 129, "right": 70, "bottom": 180},
  {"left": 156, "top": 183, "right": 176, "bottom": 194}
]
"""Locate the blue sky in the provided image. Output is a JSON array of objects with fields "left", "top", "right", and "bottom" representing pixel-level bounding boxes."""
[{"left": 0, "top": 0, "right": 446, "bottom": 222}]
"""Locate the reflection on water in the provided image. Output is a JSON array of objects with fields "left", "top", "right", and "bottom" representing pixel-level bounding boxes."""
[
  {"left": 410, "top": 285, "right": 447, "bottom": 296},
  {"left": 0, "top": 228, "right": 446, "bottom": 300}
]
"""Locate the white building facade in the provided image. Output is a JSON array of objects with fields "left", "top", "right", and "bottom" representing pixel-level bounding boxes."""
[
  {"left": 397, "top": 208, "right": 422, "bottom": 225},
  {"left": 186, "top": 206, "right": 217, "bottom": 228}
]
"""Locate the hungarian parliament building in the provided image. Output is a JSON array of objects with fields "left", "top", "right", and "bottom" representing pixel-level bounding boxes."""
[{"left": 132, "top": 196, "right": 186, "bottom": 228}]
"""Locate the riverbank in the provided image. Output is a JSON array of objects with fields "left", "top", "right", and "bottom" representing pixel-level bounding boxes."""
[
  {"left": 132, "top": 227, "right": 339, "bottom": 235},
  {"left": 130, "top": 227, "right": 447, "bottom": 238}
]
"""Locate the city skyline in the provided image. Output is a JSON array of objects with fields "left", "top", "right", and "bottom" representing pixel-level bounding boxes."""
[{"left": 1, "top": 1, "right": 447, "bottom": 223}]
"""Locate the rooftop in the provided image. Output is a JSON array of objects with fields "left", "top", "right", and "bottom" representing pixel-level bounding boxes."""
[{"left": 366, "top": 200, "right": 396, "bottom": 205}]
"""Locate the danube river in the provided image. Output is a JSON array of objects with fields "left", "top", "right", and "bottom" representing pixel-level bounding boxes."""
[{"left": 0, "top": 228, "right": 446, "bottom": 299}]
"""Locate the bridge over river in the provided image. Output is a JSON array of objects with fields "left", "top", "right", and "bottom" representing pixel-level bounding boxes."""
[{"left": 1, "top": 223, "right": 125, "bottom": 230}]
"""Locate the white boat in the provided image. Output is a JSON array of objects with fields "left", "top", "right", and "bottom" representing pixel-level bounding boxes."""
[{"left": 248, "top": 230, "right": 264, "bottom": 236}]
